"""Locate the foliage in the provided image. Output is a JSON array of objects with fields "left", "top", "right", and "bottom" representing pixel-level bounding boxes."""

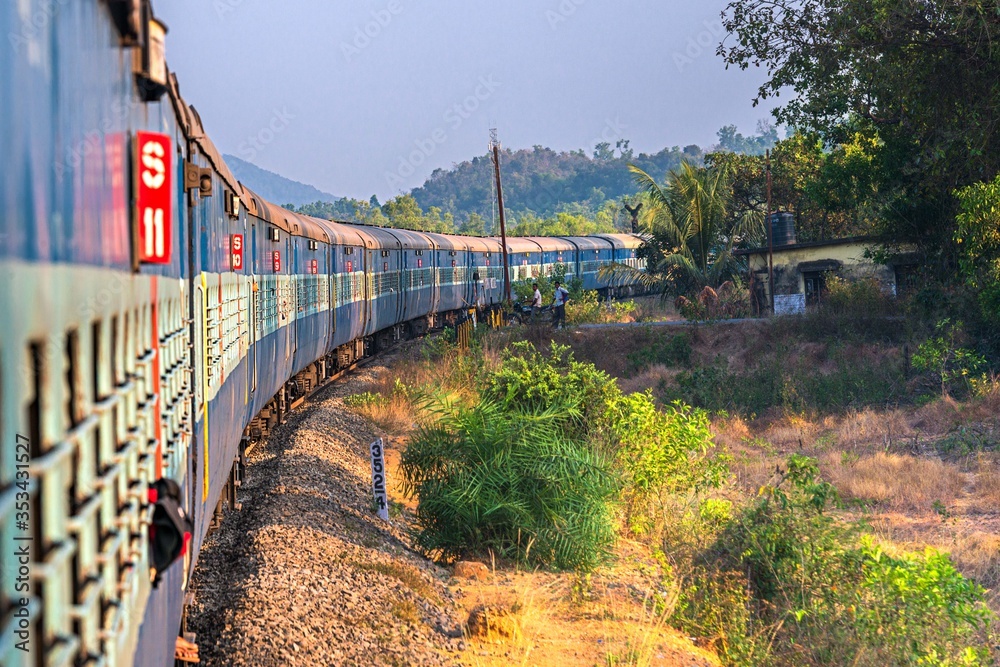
[
  {"left": 708, "top": 130, "right": 882, "bottom": 243},
  {"left": 509, "top": 210, "right": 616, "bottom": 237},
  {"left": 913, "top": 320, "right": 987, "bottom": 398},
  {"left": 401, "top": 340, "right": 725, "bottom": 572},
  {"left": 716, "top": 121, "right": 778, "bottom": 156},
  {"left": 955, "top": 175, "right": 1000, "bottom": 325},
  {"left": 675, "top": 455, "right": 996, "bottom": 666},
  {"left": 603, "top": 159, "right": 765, "bottom": 301},
  {"left": 614, "top": 396, "right": 727, "bottom": 527},
  {"left": 400, "top": 395, "right": 619, "bottom": 571},
  {"left": 663, "top": 346, "right": 906, "bottom": 416},
  {"left": 485, "top": 342, "right": 622, "bottom": 442},
  {"left": 674, "top": 281, "right": 751, "bottom": 321},
  {"left": 720, "top": 0, "right": 1000, "bottom": 267},
  {"left": 564, "top": 290, "right": 637, "bottom": 325}
]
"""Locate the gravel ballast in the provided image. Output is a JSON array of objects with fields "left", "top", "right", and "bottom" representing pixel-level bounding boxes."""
[{"left": 185, "top": 351, "right": 463, "bottom": 667}]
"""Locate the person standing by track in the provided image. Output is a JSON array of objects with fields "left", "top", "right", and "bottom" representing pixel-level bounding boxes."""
[
  {"left": 531, "top": 282, "right": 542, "bottom": 322},
  {"left": 551, "top": 281, "right": 570, "bottom": 329}
]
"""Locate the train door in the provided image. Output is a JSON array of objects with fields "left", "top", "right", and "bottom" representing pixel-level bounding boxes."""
[
  {"left": 248, "top": 222, "right": 258, "bottom": 396},
  {"left": 400, "top": 246, "right": 409, "bottom": 323},
  {"left": 365, "top": 246, "right": 374, "bottom": 335},
  {"left": 334, "top": 239, "right": 337, "bottom": 344}
]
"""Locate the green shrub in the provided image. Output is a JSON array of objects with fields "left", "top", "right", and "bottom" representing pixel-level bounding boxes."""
[
  {"left": 674, "top": 455, "right": 997, "bottom": 667},
  {"left": 485, "top": 341, "right": 623, "bottom": 443},
  {"left": 913, "top": 319, "right": 987, "bottom": 397},
  {"left": 400, "top": 396, "right": 619, "bottom": 571}
]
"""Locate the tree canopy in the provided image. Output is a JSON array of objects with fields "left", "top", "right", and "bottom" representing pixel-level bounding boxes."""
[{"left": 720, "top": 0, "right": 1000, "bottom": 267}]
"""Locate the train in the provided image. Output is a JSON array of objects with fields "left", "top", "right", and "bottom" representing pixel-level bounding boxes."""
[{"left": 0, "top": 1, "right": 645, "bottom": 666}]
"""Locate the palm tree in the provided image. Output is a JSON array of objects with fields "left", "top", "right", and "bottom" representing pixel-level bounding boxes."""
[{"left": 604, "top": 162, "right": 764, "bottom": 295}]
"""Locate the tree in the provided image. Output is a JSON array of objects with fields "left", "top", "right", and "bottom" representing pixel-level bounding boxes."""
[
  {"left": 955, "top": 175, "right": 1000, "bottom": 323},
  {"left": 720, "top": 0, "right": 1000, "bottom": 267}
]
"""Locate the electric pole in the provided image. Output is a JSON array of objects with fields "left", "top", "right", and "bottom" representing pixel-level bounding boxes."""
[
  {"left": 490, "top": 128, "right": 512, "bottom": 303},
  {"left": 766, "top": 149, "right": 774, "bottom": 315}
]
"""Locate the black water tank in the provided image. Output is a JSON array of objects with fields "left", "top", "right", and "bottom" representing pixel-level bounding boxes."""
[{"left": 769, "top": 211, "right": 796, "bottom": 247}]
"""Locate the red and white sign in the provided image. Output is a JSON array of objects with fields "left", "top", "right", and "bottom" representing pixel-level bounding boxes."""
[
  {"left": 417, "top": 258, "right": 423, "bottom": 268},
  {"left": 383, "top": 262, "right": 389, "bottom": 272},
  {"left": 272, "top": 250, "right": 281, "bottom": 273},
  {"left": 231, "top": 234, "right": 244, "bottom": 271},
  {"left": 346, "top": 260, "right": 353, "bottom": 273},
  {"left": 310, "top": 259, "right": 319, "bottom": 274},
  {"left": 136, "top": 131, "right": 172, "bottom": 264}
]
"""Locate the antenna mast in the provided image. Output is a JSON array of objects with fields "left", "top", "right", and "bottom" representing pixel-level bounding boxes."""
[{"left": 490, "top": 128, "right": 512, "bottom": 303}]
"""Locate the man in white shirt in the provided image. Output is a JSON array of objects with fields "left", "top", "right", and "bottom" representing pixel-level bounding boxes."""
[
  {"left": 551, "top": 281, "right": 569, "bottom": 328},
  {"left": 531, "top": 283, "right": 542, "bottom": 322}
]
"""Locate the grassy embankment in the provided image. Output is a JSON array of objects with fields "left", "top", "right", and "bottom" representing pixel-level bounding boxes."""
[{"left": 344, "top": 298, "right": 999, "bottom": 667}]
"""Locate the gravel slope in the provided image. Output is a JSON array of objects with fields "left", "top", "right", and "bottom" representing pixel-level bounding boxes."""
[{"left": 185, "top": 351, "right": 464, "bottom": 667}]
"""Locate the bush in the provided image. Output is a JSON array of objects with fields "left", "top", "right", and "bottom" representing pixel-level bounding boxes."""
[
  {"left": 400, "top": 396, "right": 619, "bottom": 571},
  {"left": 485, "top": 341, "right": 624, "bottom": 443},
  {"left": 614, "top": 394, "right": 728, "bottom": 532},
  {"left": 401, "top": 339, "right": 726, "bottom": 571},
  {"left": 674, "top": 455, "right": 997, "bottom": 666},
  {"left": 913, "top": 319, "right": 987, "bottom": 397}
]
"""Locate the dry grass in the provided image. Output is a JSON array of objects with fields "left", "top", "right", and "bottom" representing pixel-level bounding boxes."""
[
  {"left": 822, "top": 452, "right": 965, "bottom": 511},
  {"left": 969, "top": 454, "right": 1000, "bottom": 513},
  {"left": 455, "top": 551, "right": 719, "bottom": 667},
  {"left": 834, "top": 407, "right": 915, "bottom": 451}
]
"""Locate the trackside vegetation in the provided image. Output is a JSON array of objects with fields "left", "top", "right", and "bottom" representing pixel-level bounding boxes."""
[{"left": 346, "top": 331, "right": 998, "bottom": 666}]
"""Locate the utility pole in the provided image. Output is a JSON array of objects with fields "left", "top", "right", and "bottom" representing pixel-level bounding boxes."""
[
  {"left": 490, "top": 128, "right": 512, "bottom": 303},
  {"left": 766, "top": 149, "right": 774, "bottom": 315}
]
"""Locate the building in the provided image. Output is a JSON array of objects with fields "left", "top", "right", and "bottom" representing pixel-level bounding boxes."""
[{"left": 737, "top": 232, "right": 918, "bottom": 315}]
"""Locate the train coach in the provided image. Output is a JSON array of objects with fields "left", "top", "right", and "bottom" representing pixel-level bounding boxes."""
[{"left": 0, "top": 1, "right": 644, "bottom": 666}]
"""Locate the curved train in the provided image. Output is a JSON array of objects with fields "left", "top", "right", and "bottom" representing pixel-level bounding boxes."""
[{"left": 0, "top": 1, "right": 644, "bottom": 666}]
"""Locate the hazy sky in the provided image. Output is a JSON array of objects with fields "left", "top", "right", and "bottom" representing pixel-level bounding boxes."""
[{"left": 157, "top": 1, "right": 772, "bottom": 201}]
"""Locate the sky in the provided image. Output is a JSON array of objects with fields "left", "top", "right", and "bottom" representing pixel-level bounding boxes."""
[{"left": 157, "top": 0, "right": 772, "bottom": 201}]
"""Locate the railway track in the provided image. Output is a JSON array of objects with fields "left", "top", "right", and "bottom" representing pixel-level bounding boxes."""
[{"left": 184, "top": 340, "right": 465, "bottom": 666}]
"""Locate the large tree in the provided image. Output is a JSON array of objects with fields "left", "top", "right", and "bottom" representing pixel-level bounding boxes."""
[{"left": 720, "top": 0, "right": 1000, "bottom": 268}]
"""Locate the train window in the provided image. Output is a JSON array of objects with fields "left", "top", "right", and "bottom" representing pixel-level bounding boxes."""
[
  {"left": 381, "top": 250, "right": 389, "bottom": 257},
  {"left": 269, "top": 227, "right": 280, "bottom": 242},
  {"left": 344, "top": 247, "right": 354, "bottom": 255},
  {"left": 65, "top": 330, "right": 82, "bottom": 427},
  {"left": 308, "top": 240, "right": 318, "bottom": 251}
]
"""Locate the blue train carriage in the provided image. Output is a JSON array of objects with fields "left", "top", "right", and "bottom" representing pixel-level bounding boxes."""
[
  {"left": 321, "top": 220, "right": 367, "bottom": 358},
  {"left": 594, "top": 234, "right": 647, "bottom": 295},
  {"left": 503, "top": 237, "right": 544, "bottom": 285},
  {"left": 351, "top": 226, "right": 405, "bottom": 350},
  {"left": 466, "top": 237, "right": 505, "bottom": 308},
  {"left": 423, "top": 233, "right": 470, "bottom": 319},
  {"left": 528, "top": 236, "right": 577, "bottom": 281},
  {"left": 559, "top": 236, "right": 616, "bottom": 291},
  {"left": 0, "top": 0, "right": 207, "bottom": 663},
  {"left": 383, "top": 229, "right": 436, "bottom": 338}
]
